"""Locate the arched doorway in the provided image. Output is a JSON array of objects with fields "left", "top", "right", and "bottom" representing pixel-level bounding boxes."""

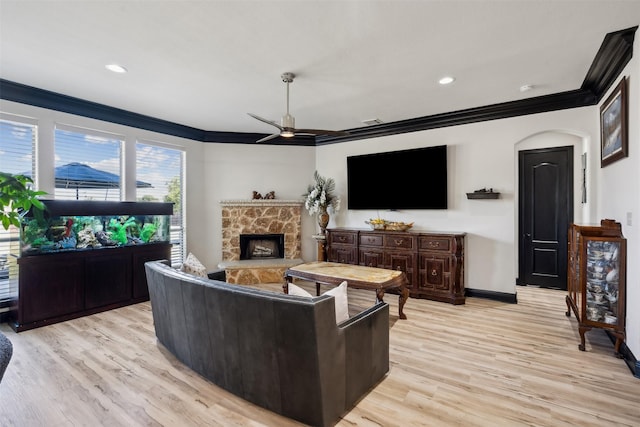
[{"left": 515, "top": 131, "right": 587, "bottom": 289}]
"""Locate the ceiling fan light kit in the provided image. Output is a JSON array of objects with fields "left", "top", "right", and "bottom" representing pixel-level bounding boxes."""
[{"left": 248, "top": 72, "right": 349, "bottom": 143}]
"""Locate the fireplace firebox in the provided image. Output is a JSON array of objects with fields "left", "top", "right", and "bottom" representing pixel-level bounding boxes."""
[{"left": 239, "top": 234, "right": 285, "bottom": 260}]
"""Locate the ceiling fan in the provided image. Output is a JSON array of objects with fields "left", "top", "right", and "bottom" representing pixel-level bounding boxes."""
[{"left": 248, "top": 72, "right": 350, "bottom": 143}]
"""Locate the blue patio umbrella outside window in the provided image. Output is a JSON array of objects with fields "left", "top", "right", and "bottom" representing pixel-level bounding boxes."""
[{"left": 25, "top": 162, "right": 152, "bottom": 199}]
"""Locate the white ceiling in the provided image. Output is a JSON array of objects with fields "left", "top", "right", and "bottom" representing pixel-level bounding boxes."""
[{"left": 1, "top": 1, "right": 639, "bottom": 137}]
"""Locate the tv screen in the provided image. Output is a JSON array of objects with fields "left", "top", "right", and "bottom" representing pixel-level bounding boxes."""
[{"left": 347, "top": 145, "right": 447, "bottom": 210}]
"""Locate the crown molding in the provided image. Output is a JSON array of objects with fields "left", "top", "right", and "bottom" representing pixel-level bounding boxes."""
[
  {"left": 0, "top": 27, "right": 635, "bottom": 146},
  {"left": 316, "top": 89, "right": 597, "bottom": 145},
  {"left": 582, "top": 26, "right": 637, "bottom": 102}
]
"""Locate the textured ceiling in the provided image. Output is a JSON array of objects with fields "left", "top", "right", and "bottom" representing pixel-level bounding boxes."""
[{"left": 1, "top": 1, "right": 639, "bottom": 137}]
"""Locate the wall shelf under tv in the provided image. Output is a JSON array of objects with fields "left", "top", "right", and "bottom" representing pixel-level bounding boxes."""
[{"left": 466, "top": 191, "right": 500, "bottom": 200}]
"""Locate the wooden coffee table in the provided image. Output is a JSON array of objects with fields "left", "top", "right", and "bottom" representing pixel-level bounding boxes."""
[{"left": 284, "top": 261, "right": 409, "bottom": 319}]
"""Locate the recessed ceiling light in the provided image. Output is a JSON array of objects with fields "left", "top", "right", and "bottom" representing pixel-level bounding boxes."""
[
  {"left": 105, "top": 64, "right": 127, "bottom": 73},
  {"left": 438, "top": 76, "right": 455, "bottom": 85},
  {"left": 520, "top": 84, "right": 535, "bottom": 92}
]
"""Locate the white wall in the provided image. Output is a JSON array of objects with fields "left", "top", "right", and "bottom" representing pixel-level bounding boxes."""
[
  {"left": 199, "top": 142, "right": 316, "bottom": 268},
  {"left": 596, "top": 38, "right": 639, "bottom": 357},
  {"left": 316, "top": 106, "right": 599, "bottom": 296}
]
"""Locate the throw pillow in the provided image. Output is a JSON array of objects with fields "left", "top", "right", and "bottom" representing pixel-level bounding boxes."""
[
  {"left": 286, "top": 281, "right": 350, "bottom": 324},
  {"left": 180, "top": 252, "right": 208, "bottom": 278},
  {"left": 323, "top": 280, "right": 350, "bottom": 324},
  {"left": 287, "top": 282, "right": 312, "bottom": 297}
]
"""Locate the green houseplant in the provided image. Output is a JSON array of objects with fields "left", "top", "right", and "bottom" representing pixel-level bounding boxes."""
[{"left": 0, "top": 172, "right": 47, "bottom": 230}]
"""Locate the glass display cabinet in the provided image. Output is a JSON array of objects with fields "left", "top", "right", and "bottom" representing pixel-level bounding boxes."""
[{"left": 565, "top": 219, "right": 626, "bottom": 357}]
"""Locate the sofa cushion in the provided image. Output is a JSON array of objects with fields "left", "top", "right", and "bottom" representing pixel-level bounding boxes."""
[
  {"left": 180, "top": 252, "right": 208, "bottom": 277},
  {"left": 287, "top": 281, "right": 349, "bottom": 324}
]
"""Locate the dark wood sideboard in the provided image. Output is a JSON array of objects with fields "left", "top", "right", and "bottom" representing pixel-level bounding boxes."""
[{"left": 326, "top": 228, "right": 466, "bottom": 304}]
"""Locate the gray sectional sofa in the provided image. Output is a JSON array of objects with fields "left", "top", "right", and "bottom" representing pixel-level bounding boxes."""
[
  {"left": 144, "top": 260, "right": 390, "bottom": 427},
  {"left": 0, "top": 330, "right": 12, "bottom": 383}
]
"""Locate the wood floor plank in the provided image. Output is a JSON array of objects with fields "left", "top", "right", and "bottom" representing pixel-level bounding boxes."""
[{"left": 1, "top": 284, "right": 639, "bottom": 426}]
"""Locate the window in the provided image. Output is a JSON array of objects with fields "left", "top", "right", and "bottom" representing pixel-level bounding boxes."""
[
  {"left": 0, "top": 115, "right": 37, "bottom": 306},
  {"left": 136, "top": 142, "right": 185, "bottom": 265},
  {"left": 54, "top": 125, "right": 123, "bottom": 201}
]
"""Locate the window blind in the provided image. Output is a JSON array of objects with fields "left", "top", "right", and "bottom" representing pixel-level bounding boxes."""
[
  {"left": 54, "top": 124, "right": 123, "bottom": 201},
  {"left": 136, "top": 142, "right": 185, "bottom": 266},
  {"left": 0, "top": 116, "right": 37, "bottom": 306}
]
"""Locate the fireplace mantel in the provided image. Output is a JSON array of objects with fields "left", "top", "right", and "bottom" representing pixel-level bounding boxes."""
[{"left": 220, "top": 200, "right": 303, "bottom": 207}]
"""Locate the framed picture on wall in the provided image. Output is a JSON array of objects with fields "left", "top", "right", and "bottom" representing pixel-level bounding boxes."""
[{"left": 600, "top": 76, "right": 628, "bottom": 167}]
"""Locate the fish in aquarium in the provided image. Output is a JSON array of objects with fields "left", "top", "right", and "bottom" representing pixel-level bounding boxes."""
[{"left": 20, "top": 211, "right": 171, "bottom": 256}]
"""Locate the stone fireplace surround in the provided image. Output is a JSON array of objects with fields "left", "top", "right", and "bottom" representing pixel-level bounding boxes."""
[{"left": 219, "top": 200, "right": 304, "bottom": 284}]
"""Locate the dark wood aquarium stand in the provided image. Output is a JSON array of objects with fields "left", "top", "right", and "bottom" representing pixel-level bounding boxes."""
[
  {"left": 565, "top": 219, "right": 626, "bottom": 357},
  {"left": 10, "top": 200, "right": 172, "bottom": 332},
  {"left": 326, "top": 228, "right": 465, "bottom": 304}
]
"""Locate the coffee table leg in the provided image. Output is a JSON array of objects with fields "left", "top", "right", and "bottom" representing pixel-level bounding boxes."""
[
  {"left": 283, "top": 276, "right": 290, "bottom": 294},
  {"left": 398, "top": 286, "right": 409, "bottom": 320}
]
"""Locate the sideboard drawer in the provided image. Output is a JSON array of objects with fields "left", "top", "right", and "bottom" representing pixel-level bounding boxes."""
[
  {"left": 360, "top": 233, "right": 383, "bottom": 247},
  {"left": 329, "top": 231, "right": 357, "bottom": 245},
  {"left": 419, "top": 236, "right": 451, "bottom": 252},
  {"left": 384, "top": 234, "right": 416, "bottom": 250}
]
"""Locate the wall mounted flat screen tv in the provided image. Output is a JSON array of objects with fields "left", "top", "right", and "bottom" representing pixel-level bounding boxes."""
[{"left": 347, "top": 145, "right": 447, "bottom": 210}]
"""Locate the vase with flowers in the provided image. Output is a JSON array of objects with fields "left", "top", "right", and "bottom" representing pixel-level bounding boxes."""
[{"left": 303, "top": 171, "right": 340, "bottom": 234}]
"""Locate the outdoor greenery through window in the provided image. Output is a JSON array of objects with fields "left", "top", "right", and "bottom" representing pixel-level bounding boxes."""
[
  {"left": 54, "top": 125, "right": 123, "bottom": 201},
  {"left": 136, "top": 142, "right": 185, "bottom": 265},
  {"left": 0, "top": 116, "right": 37, "bottom": 305}
]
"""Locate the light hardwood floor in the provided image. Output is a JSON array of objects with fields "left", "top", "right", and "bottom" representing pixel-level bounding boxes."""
[{"left": 1, "top": 284, "right": 638, "bottom": 427}]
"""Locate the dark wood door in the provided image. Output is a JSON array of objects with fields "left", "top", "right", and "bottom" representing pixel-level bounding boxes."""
[{"left": 519, "top": 146, "right": 573, "bottom": 289}]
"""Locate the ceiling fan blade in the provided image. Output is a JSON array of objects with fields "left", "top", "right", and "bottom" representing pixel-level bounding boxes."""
[
  {"left": 248, "top": 113, "right": 283, "bottom": 131},
  {"left": 295, "top": 129, "right": 351, "bottom": 137},
  {"left": 256, "top": 133, "right": 281, "bottom": 143}
]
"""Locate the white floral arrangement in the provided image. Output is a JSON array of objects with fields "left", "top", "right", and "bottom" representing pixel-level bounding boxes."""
[{"left": 303, "top": 171, "right": 340, "bottom": 215}]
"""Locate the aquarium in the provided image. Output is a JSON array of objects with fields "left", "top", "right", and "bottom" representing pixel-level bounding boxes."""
[{"left": 20, "top": 200, "right": 173, "bottom": 256}]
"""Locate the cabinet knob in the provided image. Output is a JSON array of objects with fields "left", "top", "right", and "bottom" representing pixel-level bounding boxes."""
[
  {"left": 429, "top": 241, "right": 440, "bottom": 248},
  {"left": 394, "top": 239, "right": 404, "bottom": 246},
  {"left": 339, "top": 236, "right": 346, "bottom": 242},
  {"left": 431, "top": 269, "right": 438, "bottom": 276}
]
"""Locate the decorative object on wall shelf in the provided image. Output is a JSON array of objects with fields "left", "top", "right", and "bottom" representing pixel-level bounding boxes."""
[{"left": 466, "top": 188, "right": 500, "bottom": 199}]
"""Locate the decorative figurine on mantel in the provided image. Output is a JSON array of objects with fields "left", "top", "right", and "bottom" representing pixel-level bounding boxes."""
[
  {"left": 252, "top": 190, "right": 276, "bottom": 200},
  {"left": 303, "top": 171, "right": 340, "bottom": 235}
]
